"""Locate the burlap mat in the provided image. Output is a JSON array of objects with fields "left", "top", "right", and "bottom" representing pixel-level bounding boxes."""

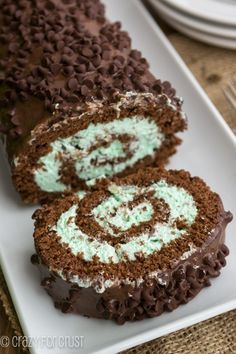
[{"left": 1, "top": 7, "right": 236, "bottom": 354}]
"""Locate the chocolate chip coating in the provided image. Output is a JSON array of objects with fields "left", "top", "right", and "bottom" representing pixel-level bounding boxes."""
[{"left": 0, "top": 0, "right": 180, "bottom": 142}]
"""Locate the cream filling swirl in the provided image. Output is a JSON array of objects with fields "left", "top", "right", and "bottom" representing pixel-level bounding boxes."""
[
  {"left": 34, "top": 116, "right": 164, "bottom": 192},
  {"left": 51, "top": 180, "right": 197, "bottom": 263}
]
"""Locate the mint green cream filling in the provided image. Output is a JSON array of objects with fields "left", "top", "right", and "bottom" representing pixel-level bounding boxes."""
[
  {"left": 92, "top": 185, "right": 154, "bottom": 235},
  {"left": 75, "top": 190, "right": 87, "bottom": 200},
  {"left": 34, "top": 116, "right": 164, "bottom": 192},
  {"left": 51, "top": 180, "right": 198, "bottom": 263}
]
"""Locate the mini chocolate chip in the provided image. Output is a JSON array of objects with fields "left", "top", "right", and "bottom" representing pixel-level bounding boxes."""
[
  {"left": 140, "top": 57, "right": 149, "bottom": 67},
  {"left": 37, "top": 66, "right": 48, "bottom": 77},
  {"left": 43, "top": 42, "right": 54, "bottom": 53},
  {"left": 50, "top": 63, "right": 62, "bottom": 75},
  {"left": 63, "top": 46, "right": 73, "bottom": 55},
  {"left": 41, "top": 56, "right": 51, "bottom": 67},
  {"left": 60, "top": 87, "right": 69, "bottom": 98},
  {"left": 153, "top": 80, "right": 162, "bottom": 93},
  {"left": 83, "top": 79, "right": 94, "bottom": 89},
  {"left": 76, "top": 64, "right": 86, "bottom": 73},
  {"left": 27, "top": 75, "right": 37, "bottom": 85},
  {"left": 92, "top": 44, "right": 102, "bottom": 54},
  {"left": 82, "top": 47, "right": 94, "bottom": 58},
  {"left": 92, "top": 54, "right": 101, "bottom": 67},
  {"left": 109, "top": 64, "right": 118, "bottom": 74},
  {"left": 63, "top": 66, "right": 74, "bottom": 76},
  {"left": 98, "top": 66, "right": 107, "bottom": 75},
  {"left": 81, "top": 85, "right": 89, "bottom": 96},
  {"left": 117, "top": 40, "right": 128, "bottom": 51},
  {"left": 30, "top": 254, "right": 39, "bottom": 265},
  {"left": 56, "top": 40, "right": 65, "bottom": 51},
  {"left": 163, "top": 81, "right": 171, "bottom": 89},
  {"left": 102, "top": 50, "right": 110, "bottom": 60},
  {"left": 65, "top": 35, "right": 74, "bottom": 43},
  {"left": 135, "top": 67, "right": 145, "bottom": 75},
  {"left": 34, "top": 33, "right": 44, "bottom": 42},
  {"left": 67, "top": 77, "right": 78, "bottom": 91},
  {"left": 221, "top": 244, "right": 230, "bottom": 256},
  {"left": 62, "top": 54, "right": 73, "bottom": 65},
  {"left": 64, "top": 27, "right": 74, "bottom": 36},
  {"left": 87, "top": 62, "right": 95, "bottom": 71},
  {"left": 130, "top": 50, "right": 141, "bottom": 60},
  {"left": 114, "top": 59, "right": 123, "bottom": 69},
  {"left": 105, "top": 32, "right": 114, "bottom": 41},
  {"left": 78, "top": 56, "right": 89, "bottom": 65},
  {"left": 115, "top": 55, "right": 125, "bottom": 64}
]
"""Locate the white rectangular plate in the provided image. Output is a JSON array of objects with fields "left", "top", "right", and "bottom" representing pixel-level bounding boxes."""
[{"left": 0, "top": 1, "right": 236, "bottom": 353}]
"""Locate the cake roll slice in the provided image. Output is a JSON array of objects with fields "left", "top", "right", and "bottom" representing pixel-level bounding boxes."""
[
  {"left": 0, "top": 0, "right": 186, "bottom": 203},
  {"left": 32, "top": 169, "right": 232, "bottom": 324}
]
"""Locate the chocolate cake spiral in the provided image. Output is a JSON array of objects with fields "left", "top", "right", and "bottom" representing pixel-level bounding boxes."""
[
  {"left": 0, "top": 0, "right": 186, "bottom": 203},
  {"left": 32, "top": 169, "right": 233, "bottom": 324}
]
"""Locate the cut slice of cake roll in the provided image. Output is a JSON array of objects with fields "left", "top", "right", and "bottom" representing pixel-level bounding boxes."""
[
  {"left": 32, "top": 169, "right": 233, "bottom": 324},
  {"left": 0, "top": 0, "right": 186, "bottom": 203}
]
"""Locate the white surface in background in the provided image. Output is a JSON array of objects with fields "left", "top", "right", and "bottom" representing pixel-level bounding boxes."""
[
  {"left": 150, "top": 0, "right": 236, "bottom": 49},
  {"left": 0, "top": 1, "right": 236, "bottom": 353},
  {"left": 162, "top": 0, "right": 236, "bottom": 25},
  {"left": 154, "top": 0, "right": 236, "bottom": 38}
]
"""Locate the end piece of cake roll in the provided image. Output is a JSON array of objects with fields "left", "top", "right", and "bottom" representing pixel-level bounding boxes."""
[
  {"left": 0, "top": 0, "right": 186, "bottom": 203},
  {"left": 32, "top": 169, "right": 232, "bottom": 324}
]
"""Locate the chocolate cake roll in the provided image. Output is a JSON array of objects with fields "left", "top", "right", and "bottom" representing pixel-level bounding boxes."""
[
  {"left": 32, "top": 169, "right": 232, "bottom": 324},
  {"left": 0, "top": 0, "right": 186, "bottom": 203}
]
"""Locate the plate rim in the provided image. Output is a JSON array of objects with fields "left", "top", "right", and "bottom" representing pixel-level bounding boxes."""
[
  {"left": 150, "top": 1, "right": 236, "bottom": 50},
  {"left": 150, "top": 0, "right": 236, "bottom": 39},
  {"left": 162, "top": 0, "right": 236, "bottom": 26}
]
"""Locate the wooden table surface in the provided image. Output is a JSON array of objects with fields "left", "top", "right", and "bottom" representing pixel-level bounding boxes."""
[{"left": 1, "top": 2, "right": 236, "bottom": 354}]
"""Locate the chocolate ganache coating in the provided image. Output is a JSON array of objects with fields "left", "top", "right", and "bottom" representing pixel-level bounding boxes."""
[
  {"left": 32, "top": 169, "right": 233, "bottom": 324},
  {"left": 0, "top": 0, "right": 180, "bottom": 146},
  {"left": 0, "top": 0, "right": 186, "bottom": 203}
]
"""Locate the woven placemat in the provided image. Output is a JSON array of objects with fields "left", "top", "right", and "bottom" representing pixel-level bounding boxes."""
[{"left": 1, "top": 267, "right": 236, "bottom": 354}]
